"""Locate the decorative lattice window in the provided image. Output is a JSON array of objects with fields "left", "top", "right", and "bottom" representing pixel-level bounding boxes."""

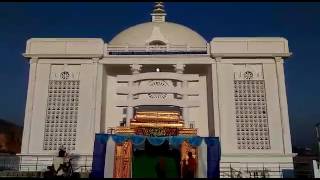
[
  {"left": 43, "top": 73, "right": 80, "bottom": 151},
  {"left": 147, "top": 80, "right": 169, "bottom": 99},
  {"left": 234, "top": 79, "right": 270, "bottom": 150}
]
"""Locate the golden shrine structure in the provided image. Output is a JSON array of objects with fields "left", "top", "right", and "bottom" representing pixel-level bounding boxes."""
[{"left": 112, "top": 110, "right": 198, "bottom": 178}]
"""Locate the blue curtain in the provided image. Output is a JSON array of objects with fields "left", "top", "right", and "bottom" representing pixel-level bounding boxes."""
[
  {"left": 104, "top": 135, "right": 216, "bottom": 148},
  {"left": 188, "top": 136, "right": 203, "bottom": 147},
  {"left": 111, "top": 134, "right": 129, "bottom": 144},
  {"left": 147, "top": 136, "right": 167, "bottom": 146},
  {"left": 168, "top": 136, "right": 186, "bottom": 149},
  {"left": 91, "top": 134, "right": 108, "bottom": 178},
  {"left": 131, "top": 135, "right": 146, "bottom": 146},
  {"left": 97, "top": 133, "right": 109, "bottom": 144},
  {"left": 206, "top": 137, "right": 221, "bottom": 178}
]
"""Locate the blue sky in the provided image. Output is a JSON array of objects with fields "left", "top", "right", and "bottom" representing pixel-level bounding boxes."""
[{"left": 0, "top": 2, "right": 319, "bottom": 148}]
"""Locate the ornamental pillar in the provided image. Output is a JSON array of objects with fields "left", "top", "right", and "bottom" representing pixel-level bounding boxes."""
[
  {"left": 126, "top": 64, "right": 142, "bottom": 126},
  {"left": 275, "top": 57, "right": 292, "bottom": 154},
  {"left": 174, "top": 64, "right": 189, "bottom": 124},
  {"left": 21, "top": 57, "right": 39, "bottom": 153}
]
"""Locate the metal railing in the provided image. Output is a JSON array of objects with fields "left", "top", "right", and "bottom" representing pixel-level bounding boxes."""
[
  {"left": 106, "top": 44, "right": 208, "bottom": 55},
  {"left": 0, "top": 154, "right": 92, "bottom": 173},
  {"left": 0, "top": 155, "right": 313, "bottom": 178},
  {"left": 220, "top": 162, "right": 295, "bottom": 178}
]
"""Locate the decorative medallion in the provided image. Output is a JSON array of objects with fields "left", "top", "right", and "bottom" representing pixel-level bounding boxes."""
[
  {"left": 244, "top": 71, "right": 253, "bottom": 80},
  {"left": 60, "top": 71, "right": 70, "bottom": 80}
]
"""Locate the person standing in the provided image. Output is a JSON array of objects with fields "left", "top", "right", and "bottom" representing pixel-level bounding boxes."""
[
  {"left": 155, "top": 157, "right": 166, "bottom": 178},
  {"left": 184, "top": 152, "right": 196, "bottom": 178}
]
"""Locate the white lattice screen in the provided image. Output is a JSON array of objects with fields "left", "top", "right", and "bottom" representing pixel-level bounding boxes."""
[
  {"left": 43, "top": 66, "right": 80, "bottom": 151},
  {"left": 233, "top": 64, "right": 270, "bottom": 150}
]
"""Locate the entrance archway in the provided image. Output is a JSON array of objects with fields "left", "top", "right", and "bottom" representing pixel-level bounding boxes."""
[{"left": 132, "top": 139, "right": 180, "bottom": 178}]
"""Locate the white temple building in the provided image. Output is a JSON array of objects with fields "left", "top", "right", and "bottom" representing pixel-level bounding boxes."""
[{"left": 19, "top": 3, "right": 295, "bottom": 178}]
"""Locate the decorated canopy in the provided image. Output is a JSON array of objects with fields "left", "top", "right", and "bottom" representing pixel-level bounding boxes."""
[{"left": 91, "top": 134, "right": 221, "bottom": 178}]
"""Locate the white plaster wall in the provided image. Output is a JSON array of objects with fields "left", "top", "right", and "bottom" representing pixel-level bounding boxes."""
[
  {"left": 28, "top": 64, "right": 50, "bottom": 154},
  {"left": 26, "top": 38, "right": 104, "bottom": 56},
  {"left": 217, "top": 63, "right": 237, "bottom": 154},
  {"left": 217, "top": 58, "right": 292, "bottom": 156},
  {"left": 210, "top": 37, "right": 290, "bottom": 55},
  {"left": 21, "top": 60, "right": 37, "bottom": 153},
  {"left": 211, "top": 63, "right": 220, "bottom": 138},
  {"left": 188, "top": 81, "right": 200, "bottom": 128},
  {"left": 263, "top": 63, "right": 285, "bottom": 154},
  {"left": 92, "top": 63, "right": 104, "bottom": 134},
  {"left": 221, "top": 155, "right": 293, "bottom": 163},
  {"left": 103, "top": 64, "right": 206, "bottom": 131},
  {"left": 76, "top": 63, "right": 97, "bottom": 154},
  {"left": 22, "top": 61, "right": 99, "bottom": 155},
  {"left": 100, "top": 66, "right": 107, "bottom": 133},
  {"left": 22, "top": 38, "right": 104, "bottom": 156},
  {"left": 189, "top": 75, "right": 209, "bottom": 136},
  {"left": 104, "top": 75, "right": 123, "bottom": 130}
]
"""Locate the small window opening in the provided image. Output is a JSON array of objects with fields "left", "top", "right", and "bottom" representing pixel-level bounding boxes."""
[{"left": 149, "top": 40, "right": 166, "bottom": 46}]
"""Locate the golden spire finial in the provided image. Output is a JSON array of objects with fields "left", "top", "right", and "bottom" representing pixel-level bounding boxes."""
[
  {"left": 151, "top": 2, "right": 166, "bottom": 22},
  {"left": 153, "top": 2, "right": 165, "bottom": 14}
]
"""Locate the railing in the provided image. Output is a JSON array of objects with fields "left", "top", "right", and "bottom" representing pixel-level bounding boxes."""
[
  {"left": 106, "top": 44, "right": 208, "bottom": 55},
  {"left": 0, "top": 155, "right": 313, "bottom": 178},
  {"left": 220, "top": 162, "right": 295, "bottom": 178},
  {"left": 0, "top": 156, "right": 19, "bottom": 171},
  {"left": 0, "top": 155, "right": 92, "bottom": 173}
]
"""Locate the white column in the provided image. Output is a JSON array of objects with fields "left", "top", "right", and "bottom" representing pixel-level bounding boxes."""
[
  {"left": 212, "top": 58, "right": 221, "bottom": 137},
  {"left": 275, "top": 57, "right": 293, "bottom": 154},
  {"left": 182, "top": 80, "right": 189, "bottom": 123},
  {"left": 174, "top": 64, "right": 189, "bottom": 124},
  {"left": 126, "top": 80, "right": 133, "bottom": 127},
  {"left": 126, "top": 99, "right": 134, "bottom": 127},
  {"left": 126, "top": 64, "right": 142, "bottom": 126},
  {"left": 92, "top": 58, "right": 103, "bottom": 133},
  {"left": 21, "top": 57, "right": 38, "bottom": 153}
]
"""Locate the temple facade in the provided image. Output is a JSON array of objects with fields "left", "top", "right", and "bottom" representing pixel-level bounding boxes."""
[{"left": 20, "top": 3, "right": 294, "bottom": 178}]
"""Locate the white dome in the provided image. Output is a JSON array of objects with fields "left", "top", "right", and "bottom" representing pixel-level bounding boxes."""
[{"left": 109, "top": 22, "right": 207, "bottom": 47}]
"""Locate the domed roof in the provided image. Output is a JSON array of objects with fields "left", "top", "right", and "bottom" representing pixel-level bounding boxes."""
[{"left": 109, "top": 21, "right": 207, "bottom": 47}]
